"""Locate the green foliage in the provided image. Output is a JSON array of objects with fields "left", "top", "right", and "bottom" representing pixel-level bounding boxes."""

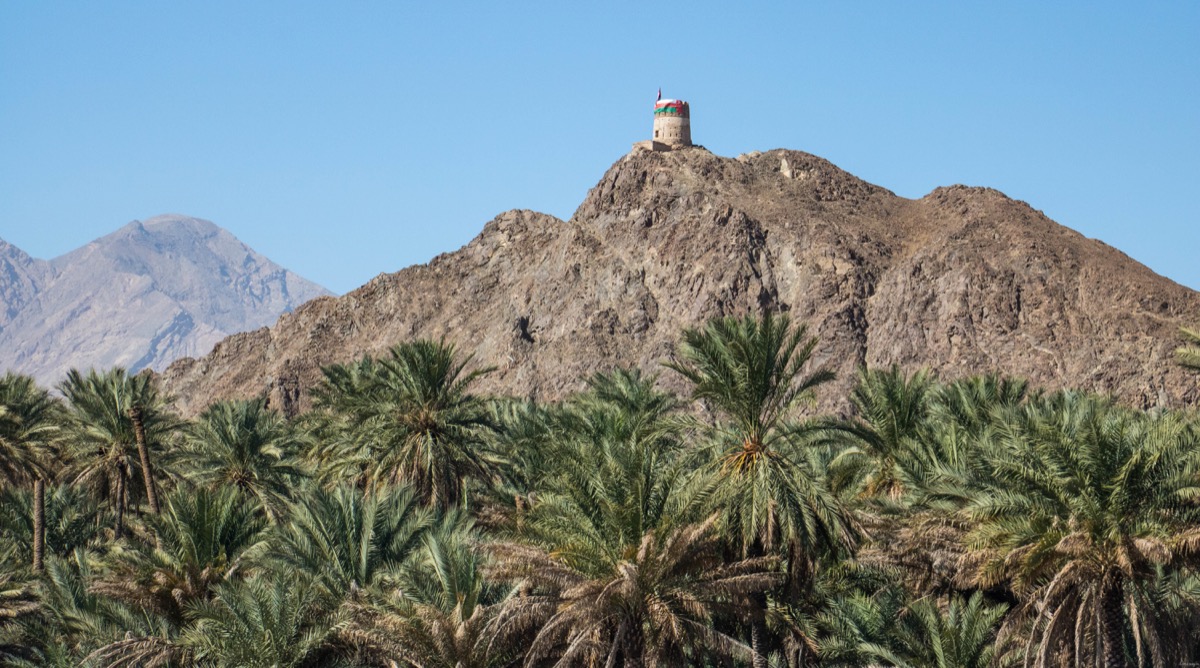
[
  {"left": 307, "top": 340, "right": 499, "bottom": 508},
  {"left": 13, "top": 314, "right": 1200, "bottom": 666},
  {"left": 184, "top": 577, "right": 353, "bottom": 668},
  {"left": 0, "top": 485, "right": 110, "bottom": 564},
  {"left": 669, "top": 312, "right": 853, "bottom": 563},
  {"left": 273, "top": 484, "right": 434, "bottom": 602},
  {"left": 0, "top": 372, "right": 60, "bottom": 488},
  {"left": 967, "top": 392, "right": 1200, "bottom": 667},
  {"left": 175, "top": 398, "right": 308, "bottom": 520},
  {"left": 58, "top": 367, "right": 180, "bottom": 527}
]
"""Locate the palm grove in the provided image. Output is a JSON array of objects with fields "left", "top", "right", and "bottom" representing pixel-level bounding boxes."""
[{"left": 3, "top": 313, "right": 1200, "bottom": 667}]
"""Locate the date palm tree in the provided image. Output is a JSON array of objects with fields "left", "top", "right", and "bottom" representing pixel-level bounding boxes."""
[
  {"left": 183, "top": 577, "right": 354, "bottom": 668},
  {"left": 175, "top": 399, "right": 307, "bottom": 521},
  {"left": 884, "top": 593, "right": 1010, "bottom": 668},
  {"left": 966, "top": 392, "right": 1200, "bottom": 668},
  {"left": 0, "top": 484, "right": 109, "bottom": 569},
  {"left": 358, "top": 511, "right": 516, "bottom": 668},
  {"left": 92, "top": 486, "right": 269, "bottom": 626},
  {"left": 826, "top": 365, "right": 937, "bottom": 501},
  {"left": 58, "top": 368, "right": 179, "bottom": 537},
  {"left": 308, "top": 340, "right": 498, "bottom": 507},
  {"left": 667, "top": 313, "right": 852, "bottom": 557},
  {"left": 493, "top": 516, "right": 782, "bottom": 667},
  {"left": 668, "top": 313, "right": 854, "bottom": 667},
  {"left": 0, "top": 372, "right": 61, "bottom": 571},
  {"left": 0, "top": 553, "right": 41, "bottom": 663},
  {"left": 273, "top": 484, "right": 435, "bottom": 603},
  {"left": 489, "top": 367, "right": 780, "bottom": 667}
]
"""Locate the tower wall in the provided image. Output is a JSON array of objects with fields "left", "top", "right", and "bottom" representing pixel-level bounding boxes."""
[{"left": 652, "top": 100, "right": 691, "bottom": 147}]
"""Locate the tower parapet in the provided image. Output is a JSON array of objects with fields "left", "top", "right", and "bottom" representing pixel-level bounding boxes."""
[{"left": 633, "top": 93, "right": 692, "bottom": 152}]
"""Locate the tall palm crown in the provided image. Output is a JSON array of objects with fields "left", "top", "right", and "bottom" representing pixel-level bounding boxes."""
[
  {"left": 522, "top": 369, "right": 692, "bottom": 576},
  {"left": 0, "top": 372, "right": 62, "bottom": 573},
  {"left": 490, "top": 369, "right": 778, "bottom": 667},
  {"left": 362, "top": 512, "right": 515, "bottom": 668},
  {"left": 668, "top": 313, "right": 834, "bottom": 464},
  {"left": 967, "top": 393, "right": 1200, "bottom": 668},
  {"left": 310, "top": 340, "right": 498, "bottom": 507},
  {"left": 176, "top": 399, "right": 306, "bottom": 520},
  {"left": 273, "top": 484, "right": 434, "bottom": 601},
  {"left": 493, "top": 516, "right": 782, "bottom": 668},
  {"left": 58, "top": 368, "right": 178, "bottom": 531},
  {"left": 667, "top": 313, "right": 851, "bottom": 557},
  {"left": 827, "top": 365, "right": 937, "bottom": 500},
  {"left": 0, "top": 372, "right": 59, "bottom": 489},
  {"left": 184, "top": 577, "right": 353, "bottom": 668},
  {"left": 91, "top": 487, "right": 269, "bottom": 627}
]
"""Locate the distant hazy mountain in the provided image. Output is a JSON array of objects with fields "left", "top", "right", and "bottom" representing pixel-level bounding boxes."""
[{"left": 0, "top": 215, "right": 332, "bottom": 386}]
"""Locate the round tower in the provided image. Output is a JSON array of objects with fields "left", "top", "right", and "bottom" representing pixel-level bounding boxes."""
[{"left": 652, "top": 97, "right": 691, "bottom": 147}]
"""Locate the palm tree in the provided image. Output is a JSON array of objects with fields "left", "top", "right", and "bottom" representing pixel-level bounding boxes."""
[
  {"left": 1177, "top": 326, "right": 1200, "bottom": 371},
  {"left": 308, "top": 340, "right": 498, "bottom": 507},
  {"left": 359, "top": 511, "right": 516, "bottom": 668},
  {"left": 826, "top": 365, "right": 937, "bottom": 500},
  {"left": 0, "top": 484, "right": 110, "bottom": 568},
  {"left": 183, "top": 577, "right": 354, "bottom": 668},
  {"left": 493, "top": 516, "right": 782, "bottom": 667},
  {"left": 668, "top": 313, "right": 854, "bottom": 667},
  {"left": 519, "top": 368, "right": 697, "bottom": 575},
  {"left": 0, "top": 553, "right": 41, "bottom": 663},
  {"left": 0, "top": 372, "right": 61, "bottom": 572},
  {"left": 32, "top": 549, "right": 167, "bottom": 665},
  {"left": 813, "top": 589, "right": 1009, "bottom": 668},
  {"left": 966, "top": 393, "right": 1200, "bottom": 668},
  {"left": 273, "top": 484, "right": 435, "bottom": 602},
  {"left": 885, "top": 593, "right": 1010, "bottom": 668},
  {"left": 58, "top": 368, "right": 179, "bottom": 538},
  {"left": 175, "top": 399, "right": 307, "bottom": 521},
  {"left": 91, "top": 486, "right": 268, "bottom": 627}
]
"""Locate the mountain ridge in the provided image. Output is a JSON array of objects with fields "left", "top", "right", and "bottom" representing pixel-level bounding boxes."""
[
  {"left": 160, "top": 147, "right": 1200, "bottom": 416},
  {"left": 0, "top": 215, "right": 332, "bottom": 386}
]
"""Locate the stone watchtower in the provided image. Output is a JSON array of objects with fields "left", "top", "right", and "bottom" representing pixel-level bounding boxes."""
[
  {"left": 633, "top": 93, "right": 692, "bottom": 152},
  {"left": 653, "top": 97, "right": 691, "bottom": 146}
]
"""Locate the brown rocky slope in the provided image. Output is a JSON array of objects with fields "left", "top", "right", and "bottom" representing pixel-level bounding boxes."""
[{"left": 160, "top": 148, "right": 1200, "bottom": 416}]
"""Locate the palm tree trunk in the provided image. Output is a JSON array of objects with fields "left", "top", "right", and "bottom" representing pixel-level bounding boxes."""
[
  {"left": 751, "top": 619, "right": 768, "bottom": 668},
  {"left": 32, "top": 478, "right": 45, "bottom": 572},
  {"left": 129, "top": 405, "right": 159, "bottom": 514},
  {"left": 114, "top": 470, "right": 126, "bottom": 538},
  {"left": 1100, "top": 576, "right": 1127, "bottom": 668}
]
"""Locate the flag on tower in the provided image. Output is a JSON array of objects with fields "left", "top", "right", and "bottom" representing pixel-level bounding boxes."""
[{"left": 657, "top": 88, "right": 661, "bottom": 101}]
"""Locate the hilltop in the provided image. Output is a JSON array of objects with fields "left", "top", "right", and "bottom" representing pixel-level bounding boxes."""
[{"left": 161, "top": 148, "right": 1200, "bottom": 415}]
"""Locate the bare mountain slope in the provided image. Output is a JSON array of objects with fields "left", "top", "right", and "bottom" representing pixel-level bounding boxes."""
[
  {"left": 0, "top": 215, "right": 332, "bottom": 386},
  {"left": 161, "top": 149, "right": 1200, "bottom": 416},
  {"left": 0, "top": 239, "right": 51, "bottom": 330}
]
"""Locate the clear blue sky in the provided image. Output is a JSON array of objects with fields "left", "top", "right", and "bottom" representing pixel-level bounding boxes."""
[{"left": 2, "top": 2, "right": 1197, "bottom": 295}]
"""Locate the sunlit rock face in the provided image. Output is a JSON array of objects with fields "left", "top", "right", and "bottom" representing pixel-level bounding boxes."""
[{"left": 162, "top": 148, "right": 1200, "bottom": 417}]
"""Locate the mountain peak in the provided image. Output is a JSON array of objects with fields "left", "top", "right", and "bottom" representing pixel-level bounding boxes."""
[{"left": 0, "top": 216, "right": 331, "bottom": 386}]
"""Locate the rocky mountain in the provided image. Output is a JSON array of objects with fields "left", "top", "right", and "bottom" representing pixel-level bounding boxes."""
[
  {"left": 161, "top": 148, "right": 1200, "bottom": 417},
  {"left": 0, "top": 215, "right": 332, "bottom": 386}
]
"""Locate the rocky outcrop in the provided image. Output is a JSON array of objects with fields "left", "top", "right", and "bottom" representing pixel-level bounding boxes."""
[
  {"left": 160, "top": 148, "right": 1200, "bottom": 416},
  {"left": 0, "top": 215, "right": 332, "bottom": 386}
]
